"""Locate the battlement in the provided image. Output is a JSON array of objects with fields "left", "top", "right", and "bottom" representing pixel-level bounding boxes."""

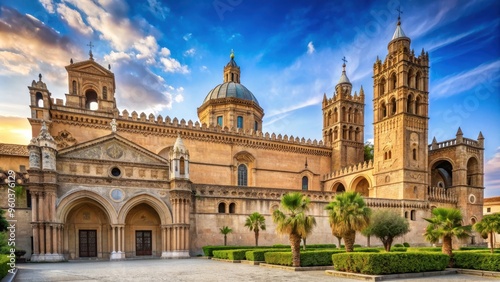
[
  {"left": 374, "top": 48, "right": 429, "bottom": 72},
  {"left": 322, "top": 159, "right": 373, "bottom": 181},
  {"left": 117, "top": 108, "right": 326, "bottom": 147}
]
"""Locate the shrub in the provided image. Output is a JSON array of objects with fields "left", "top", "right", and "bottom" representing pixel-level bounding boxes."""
[
  {"left": 394, "top": 244, "right": 404, "bottom": 248},
  {"left": 202, "top": 245, "right": 256, "bottom": 256},
  {"left": 265, "top": 252, "right": 292, "bottom": 266},
  {"left": 453, "top": 252, "right": 500, "bottom": 271},
  {"left": 353, "top": 244, "right": 362, "bottom": 248},
  {"left": 307, "top": 244, "right": 336, "bottom": 249},
  {"left": 265, "top": 250, "right": 344, "bottom": 266},
  {"left": 391, "top": 247, "right": 407, "bottom": 252},
  {"left": 300, "top": 250, "right": 344, "bottom": 266},
  {"left": 213, "top": 249, "right": 250, "bottom": 260},
  {"left": 0, "top": 255, "right": 10, "bottom": 280},
  {"left": 407, "top": 247, "right": 442, "bottom": 252},
  {"left": 354, "top": 248, "right": 381, "bottom": 253},
  {"left": 403, "top": 242, "right": 410, "bottom": 247},
  {"left": 245, "top": 249, "right": 288, "bottom": 261},
  {"left": 332, "top": 252, "right": 449, "bottom": 275},
  {"left": 272, "top": 244, "right": 289, "bottom": 248}
]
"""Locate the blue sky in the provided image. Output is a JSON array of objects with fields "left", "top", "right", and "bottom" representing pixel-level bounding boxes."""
[{"left": 0, "top": 0, "right": 499, "bottom": 196}]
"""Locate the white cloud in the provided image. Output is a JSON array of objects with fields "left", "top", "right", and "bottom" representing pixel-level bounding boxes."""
[
  {"left": 485, "top": 147, "right": 500, "bottom": 195},
  {"left": 183, "top": 33, "right": 192, "bottom": 41},
  {"left": 0, "top": 51, "right": 33, "bottom": 75},
  {"left": 307, "top": 41, "right": 315, "bottom": 54},
  {"left": 134, "top": 35, "right": 159, "bottom": 64},
  {"left": 160, "top": 57, "right": 189, "bottom": 74},
  {"left": 184, "top": 48, "right": 195, "bottom": 56},
  {"left": 56, "top": 3, "right": 93, "bottom": 36},
  {"left": 174, "top": 94, "right": 184, "bottom": 103},
  {"left": 39, "top": 0, "right": 55, "bottom": 13},
  {"left": 147, "top": 0, "right": 169, "bottom": 20},
  {"left": 432, "top": 60, "right": 500, "bottom": 98},
  {"left": 104, "top": 51, "right": 131, "bottom": 63},
  {"left": 200, "top": 65, "right": 208, "bottom": 72}
]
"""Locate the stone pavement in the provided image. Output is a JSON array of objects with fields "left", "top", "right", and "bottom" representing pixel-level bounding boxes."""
[{"left": 13, "top": 258, "right": 499, "bottom": 282}]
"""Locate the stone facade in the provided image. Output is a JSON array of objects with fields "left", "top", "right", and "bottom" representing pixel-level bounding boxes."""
[{"left": 0, "top": 18, "right": 486, "bottom": 261}]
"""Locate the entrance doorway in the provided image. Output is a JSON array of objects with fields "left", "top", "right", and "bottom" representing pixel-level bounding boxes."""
[
  {"left": 136, "top": 230, "right": 152, "bottom": 256},
  {"left": 79, "top": 230, "right": 97, "bottom": 257}
]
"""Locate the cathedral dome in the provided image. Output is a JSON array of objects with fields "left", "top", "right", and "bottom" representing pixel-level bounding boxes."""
[{"left": 202, "top": 81, "right": 259, "bottom": 105}]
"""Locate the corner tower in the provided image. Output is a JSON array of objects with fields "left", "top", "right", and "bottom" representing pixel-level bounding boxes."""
[
  {"left": 322, "top": 60, "right": 365, "bottom": 171},
  {"left": 197, "top": 51, "right": 264, "bottom": 132},
  {"left": 372, "top": 16, "right": 430, "bottom": 199}
]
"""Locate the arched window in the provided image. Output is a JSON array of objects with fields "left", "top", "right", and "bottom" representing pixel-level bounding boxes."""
[
  {"left": 390, "top": 73, "right": 397, "bottom": 91},
  {"left": 390, "top": 97, "right": 397, "bottom": 115},
  {"left": 407, "top": 94, "right": 414, "bottom": 114},
  {"left": 341, "top": 107, "right": 346, "bottom": 122},
  {"left": 333, "top": 127, "right": 338, "bottom": 140},
  {"left": 179, "top": 157, "right": 185, "bottom": 175},
  {"left": 333, "top": 108, "right": 338, "bottom": 123},
  {"left": 36, "top": 92, "right": 44, "bottom": 107},
  {"left": 102, "top": 86, "right": 108, "bottom": 100},
  {"left": 237, "top": 116, "right": 243, "bottom": 129},
  {"left": 327, "top": 111, "right": 331, "bottom": 126},
  {"left": 302, "top": 176, "right": 308, "bottom": 191},
  {"left": 407, "top": 69, "right": 413, "bottom": 88},
  {"left": 347, "top": 107, "right": 352, "bottom": 122},
  {"left": 415, "top": 96, "right": 421, "bottom": 115},
  {"left": 238, "top": 164, "right": 247, "bottom": 186},
  {"left": 412, "top": 149, "right": 417, "bottom": 161},
  {"left": 381, "top": 102, "right": 387, "bottom": 118},
  {"left": 355, "top": 127, "right": 360, "bottom": 142},
  {"left": 254, "top": 121, "right": 258, "bottom": 131},
  {"left": 349, "top": 126, "right": 354, "bottom": 140},
  {"left": 415, "top": 72, "right": 421, "bottom": 90},
  {"left": 85, "top": 90, "right": 98, "bottom": 110},
  {"left": 379, "top": 78, "right": 386, "bottom": 96},
  {"left": 217, "top": 116, "right": 223, "bottom": 126},
  {"left": 218, "top": 203, "right": 226, "bottom": 213},
  {"left": 353, "top": 109, "right": 358, "bottom": 123},
  {"left": 342, "top": 125, "right": 347, "bottom": 139},
  {"left": 229, "top": 203, "right": 236, "bottom": 214},
  {"left": 410, "top": 210, "right": 416, "bottom": 221},
  {"left": 72, "top": 80, "right": 77, "bottom": 94},
  {"left": 388, "top": 151, "right": 392, "bottom": 159}
]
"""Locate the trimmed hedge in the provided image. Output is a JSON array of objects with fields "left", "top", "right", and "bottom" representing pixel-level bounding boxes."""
[
  {"left": 453, "top": 252, "right": 500, "bottom": 271},
  {"left": 0, "top": 255, "right": 11, "bottom": 280},
  {"left": 265, "top": 250, "right": 345, "bottom": 267},
  {"left": 390, "top": 247, "right": 407, "bottom": 252},
  {"left": 307, "top": 244, "right": 336, "bottom": 249},
  {"left": 245, "top": 249, "right": 288, "bottom": 261},
  {"left": 213, "top": 249, "right": 252, "bottom": 260},
  {"left": 202, "top": 246, "right": 256, "bottom": 256},
  {"left": 407, "top": 247, "right": 442, "bottom": 252},
  {"left": 332, "top": 252, "right": 449, "bottom": 275}
]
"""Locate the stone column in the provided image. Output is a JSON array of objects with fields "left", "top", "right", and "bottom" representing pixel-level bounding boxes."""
[{"left": 32, "top": 224, "right": 39, "bottom": 255}]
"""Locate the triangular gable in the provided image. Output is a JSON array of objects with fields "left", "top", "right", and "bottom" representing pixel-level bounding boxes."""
[
  {"left": 65, "top": 60, "right": 113, "bottom": 77},
  {"left": 58, "top": 134, "right": 168, "bottom": 165}
]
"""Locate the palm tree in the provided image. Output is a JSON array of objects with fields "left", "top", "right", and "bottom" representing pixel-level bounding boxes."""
[
  {"left": 244, "top": 212, "right": 266, "bottom": 246},
  {"left": 473, "top": 213, "right": 500, "bottom": 253},
  {"left": 273, "top": 192, "right": 316, "bottom": 267},
  {"left": 424, "top": 207, "right": 471, "bottom": 257},
  {"left": 220, "top": 226, "right": 232, "bottom": 246},
  {"left": 325, "top": 191, "right": 371, "bottom": 252}
]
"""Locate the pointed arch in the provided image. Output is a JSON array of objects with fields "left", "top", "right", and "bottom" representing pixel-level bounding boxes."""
[
  {"left": 390, "top": 96, "right": 397, "bottom": 115},
  {"left": 350, "top": 175, "right": 371, "bottom": 197},
  {"left": 331, "top": 182, "right": 346, "bottom": 193},
  {"left": 390, "top": 72, "right": 397, "bottom": 91},
  {"left": 466, "top": 157, "right": 480, "bottom": 186},
  {"left": 379, "top": 77, "right": 386, "bottom": 96}
]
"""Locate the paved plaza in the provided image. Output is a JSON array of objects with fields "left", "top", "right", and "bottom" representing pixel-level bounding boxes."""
[{"left": 13, "top": 258, "right": 498, "bottom": 282}]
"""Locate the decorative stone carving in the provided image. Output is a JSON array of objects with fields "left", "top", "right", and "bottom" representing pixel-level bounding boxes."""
[{"left": 54, "top": 130, "right": 77, "bottom": 149}]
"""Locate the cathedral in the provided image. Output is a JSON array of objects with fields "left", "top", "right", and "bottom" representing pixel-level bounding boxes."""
[{"left": 0, "top": 17, "right": 485, "bottom": 261}]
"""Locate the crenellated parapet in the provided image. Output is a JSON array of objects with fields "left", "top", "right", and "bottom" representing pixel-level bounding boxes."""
[
  {"left": 374, "top": 48, "right": 429, "bottom": 73},
  {"left": 428, "top": 128, "right": 484, "bottom": 151},
  {"left": 322, "top": 160, "right": 373, "bottom": 181}
]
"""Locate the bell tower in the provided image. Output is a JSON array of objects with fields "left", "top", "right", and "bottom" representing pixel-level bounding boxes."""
[
  {"left": 64, "top": 43, "right": 117, "bottom": 113},
  {"left": 322, "top": 59, "right": 365, "bottom": 171},
  {"left": 372, "top": 15, "right": 430, "bottom": 199}
]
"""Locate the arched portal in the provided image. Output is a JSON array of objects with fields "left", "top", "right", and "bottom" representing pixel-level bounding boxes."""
[
  {"left": 351, "top": 176, "right": 370, "bottom": 197},
  {"left": 124, "top": 203, "right": 162, "bottom": 257},
  {"left": 64, "top": 199, "right": 112, "bottom": 259}
]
